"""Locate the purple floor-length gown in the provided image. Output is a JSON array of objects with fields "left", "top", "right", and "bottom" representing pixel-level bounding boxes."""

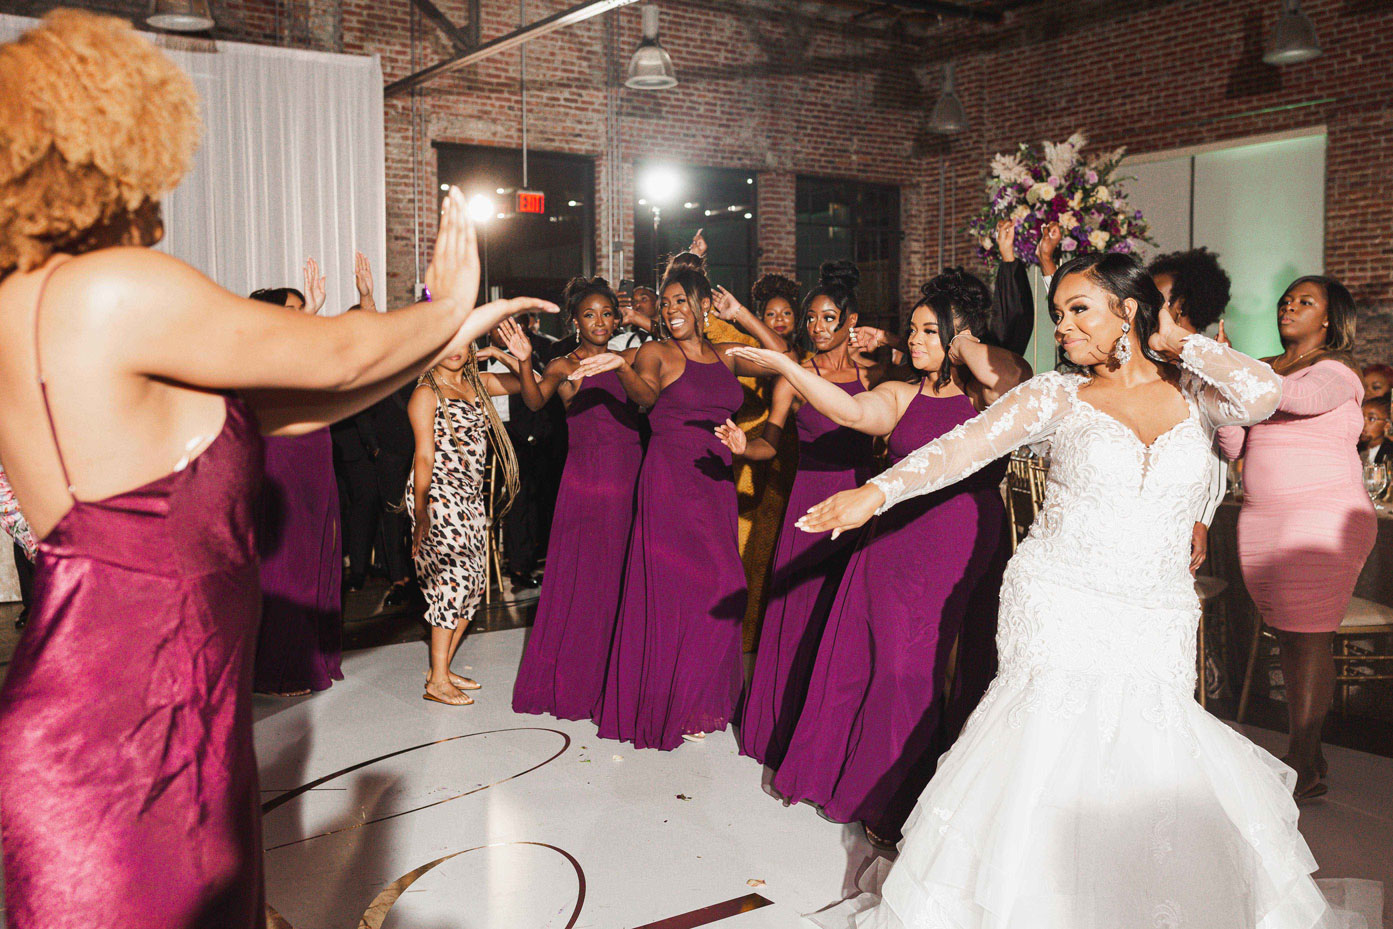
[
  {"left": 253, "top": 428, "right": 343, "bottom": 693},
  {"left": 772, "top": 388, "right": 1010, "bottom": 839},
  {"left": 738, "top": 373, "right": 873, "bottom": 766},
  {"left": 594, "top": 355, "right": 747, "bottom": 750},
  {"left": 513, "top": 370, "right": 643, "bottom": 719},
  {"left": 0, "top": 396, "right": 266, "bottom": 929}
]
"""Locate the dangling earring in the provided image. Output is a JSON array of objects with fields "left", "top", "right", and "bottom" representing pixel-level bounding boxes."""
[
  {"left": 1113, "top": 322, "right": 1133, "bottom": 365},
  {"left": 703, "top": 309, "right": 710, "bottom": 330}
]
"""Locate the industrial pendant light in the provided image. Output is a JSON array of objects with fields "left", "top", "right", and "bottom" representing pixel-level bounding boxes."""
[
  {"left": 625, "top": 5, "right": 677, "bottom": 90},
  {"left": 929, "top": 62, "right": 967, "bottom": 135},
  {"left": 146, "top": 0, "right": 215, "bottom": 32},
  {"left": 1263, "top": 0, "right": 1321, "bottom": 65}
]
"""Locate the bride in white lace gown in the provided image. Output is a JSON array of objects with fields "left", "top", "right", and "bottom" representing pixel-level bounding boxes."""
[{"left": 799, "top": 254, "right": 1373, "bottom": 929}]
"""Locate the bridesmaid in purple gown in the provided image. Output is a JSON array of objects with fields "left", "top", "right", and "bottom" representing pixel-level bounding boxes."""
[
  {"left": 0, "top": 19, "right": 547, "bottom": 921},
  {"left": 715, "top": 261, "right": 874, "bottom": 768},
  {"left": 249, "top": 286, "right": 343, "bottom": 695},
  {"left": 508, "top": 278, "right": 644, "bottom": 719},
  {"left": 572, "top": 256, "right": 786, "bottom": 749},
  {"left": 729, "top": 269, "right": 1031, "bottom": 846}
]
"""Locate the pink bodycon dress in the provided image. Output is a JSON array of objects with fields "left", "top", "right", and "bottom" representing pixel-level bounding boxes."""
[{"left": 1217, "top": 359, "right": 1376, "bottom": 633}]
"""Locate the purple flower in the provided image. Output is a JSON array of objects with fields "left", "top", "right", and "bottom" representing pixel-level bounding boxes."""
[
  {"left": 1114, "top": 240, "right": 1133, "bottom": 254},
  {"left": 1048, "top": 175, "right": 1063, "bottom": 187},
  {"left": 1061, "top": 238, "right": 1078, "bottom": 252}
]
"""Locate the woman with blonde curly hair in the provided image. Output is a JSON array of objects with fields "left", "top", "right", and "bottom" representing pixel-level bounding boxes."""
[{"left": 0, "top": 12, "right": 552, "bottom": 928}]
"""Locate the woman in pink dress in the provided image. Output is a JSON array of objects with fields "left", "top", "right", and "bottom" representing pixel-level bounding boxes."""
[{"left": 1218, "top": 275, "right": 1374, "bottom": 800}]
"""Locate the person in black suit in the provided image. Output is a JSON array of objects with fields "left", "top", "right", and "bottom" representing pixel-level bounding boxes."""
[
  {"left": 498, "top": 314, "right": 567, "bottom": 588},
  {"left": 330, "top": 405, "right": 377, "bottom": 591},
  {"left": 365, "top": 381, "right": 417, "bottom": 605},
  {"left": 1360, "top": 396, "right": 1393, "bottom": 466}
]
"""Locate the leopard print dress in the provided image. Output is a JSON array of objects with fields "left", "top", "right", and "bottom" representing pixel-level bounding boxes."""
[{"left": 407, "top": 394, "right": 488, "bottom": 630}]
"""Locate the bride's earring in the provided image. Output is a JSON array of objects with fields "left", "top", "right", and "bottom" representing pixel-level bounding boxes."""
[{"left": 1113, "top": 322, "right": 1133, "bottom": 365}]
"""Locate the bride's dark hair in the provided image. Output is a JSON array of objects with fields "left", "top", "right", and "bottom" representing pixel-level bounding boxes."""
[{"left": 1047, "top": 252, "right": 1167, "bottom": 374}]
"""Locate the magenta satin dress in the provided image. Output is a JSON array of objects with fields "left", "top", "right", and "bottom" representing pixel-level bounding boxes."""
[
  {"left": 593, "top": 355, "right": 747, "bottom": 750},
  {"left": 0, "top": 396, "right": 266, "bottom": 929},
  {"left": 772, "top": 389, "right": 1010, "bottom": 839},
  {"left": 253, "top": 428, "right": 343, "bottom": 693},
  {"left": 738, "top": 374, "right": 872, "bottom": 767},
  {"left": 513, "top": 370, "right": 644, "bottom": 719},
  {"left": 1218, "top": 360, "right": 1376, "bottom": 632}
]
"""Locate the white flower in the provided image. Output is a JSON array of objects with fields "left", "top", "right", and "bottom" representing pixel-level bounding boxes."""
[
  {"left": 981, "top": 237, "right": 993, "bottom": 251},
  {"left": 1011, "top": 204, "right": 1031, "bottom": 222},
  {"left": 1026, "top": 182, "right": 1056, "bottom": 204},
  {"left": 1059, "top": 212, "right": 1080, "bottom": 231},
  {"left": 1088, "top": 229, "right": 1110, "bottom": 250},
  {"left": 1069, "top": 191, "right": 1083, "bottom": 209},
  {"left": 1093, "top": 185, "right": 1111, "bottom": 203},
  {"left": 990, "top": 153, "right": 1032, "bottom": 185}
]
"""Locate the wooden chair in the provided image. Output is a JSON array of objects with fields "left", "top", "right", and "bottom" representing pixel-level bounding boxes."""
[
  {"left": 481, "top": 453, "right": 507, "bottom": 607},
  {"left": 1236, "top": 595, "right": 1393, "bottom": 722},
  {"left": 1005, "top": 453, "right": 1047, "bottom": 550},
  {"left": 1193, "top": 575, "right": 1229, "bottom": 709}
]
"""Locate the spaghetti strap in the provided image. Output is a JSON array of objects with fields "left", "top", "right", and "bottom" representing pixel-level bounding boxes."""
[
  {"left": 31, "top": 261, "right": 76, "bottom": 501},
  {"left": 810, "top": 354, "right": 821, "bottom": 375}
]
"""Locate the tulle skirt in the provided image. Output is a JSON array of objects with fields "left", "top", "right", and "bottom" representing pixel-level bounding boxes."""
[{"left": 814, "top": 668, "right": 1374, "bottom": 929}]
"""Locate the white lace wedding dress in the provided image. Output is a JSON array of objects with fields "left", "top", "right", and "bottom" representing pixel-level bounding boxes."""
[{"left": 822, "top": 336, "right": 1376, "bottom": 929}]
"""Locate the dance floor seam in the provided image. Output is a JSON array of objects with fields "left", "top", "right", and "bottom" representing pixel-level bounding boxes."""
[{"left": 249, "top": 628, "right": 1393, "bottom": 929}]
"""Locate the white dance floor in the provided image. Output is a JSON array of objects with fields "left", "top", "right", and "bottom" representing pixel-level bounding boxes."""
[{"left": 253, "top": 628, "right": 1393, "bottom": 929}]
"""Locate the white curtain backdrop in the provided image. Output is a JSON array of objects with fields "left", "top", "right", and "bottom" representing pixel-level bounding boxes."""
[
  {"left": 0, "top": 16, "right": 385, "bottom": 601},
  {"left": 0, "top": 14, "right": 386, "bottom": 317}
]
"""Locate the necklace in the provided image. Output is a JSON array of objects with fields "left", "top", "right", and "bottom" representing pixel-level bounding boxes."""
[{"left": 1273, "top": 345, "right": 1324, "bottom": 373}]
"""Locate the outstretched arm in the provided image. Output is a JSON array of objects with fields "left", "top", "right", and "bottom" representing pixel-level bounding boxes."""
[
  {"left": 797, "top": 372, "right": 1075, "bottom": 537},
  {"left": 724, "top": 346, "right": 904, "bottom": 436},
  {"left": 1275, "top": 360, "right": 1363, "bottom": 417}
]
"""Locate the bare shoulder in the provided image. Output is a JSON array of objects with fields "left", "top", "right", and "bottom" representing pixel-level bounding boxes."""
[
  {"left": 408, "top": 383, "right": 437, "bottom": 412},
  {"left": 544, "top": 355, "right": 578, "bottom": 376}
]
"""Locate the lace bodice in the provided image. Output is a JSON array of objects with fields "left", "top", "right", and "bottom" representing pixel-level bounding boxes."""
[{"left": 869, "top": 336, "right": 1281, "bottom": 611}]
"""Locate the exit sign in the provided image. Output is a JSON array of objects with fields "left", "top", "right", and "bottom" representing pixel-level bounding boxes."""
[{"left": 516, "top": 190, "right": 545, "bottom": 214}]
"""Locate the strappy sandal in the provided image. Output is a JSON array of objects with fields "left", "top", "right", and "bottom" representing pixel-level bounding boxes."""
[
  {"left": 423, "top": 684, "right": 474, "bottom": 706},
  {"left": 423, "top": 670, "right": 481, "bottom": 690}
]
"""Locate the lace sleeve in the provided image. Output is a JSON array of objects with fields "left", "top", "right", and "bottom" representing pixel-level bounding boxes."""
[
  {"left": 868, "top": 372, "right": 1075, "bottom": 514},
  {"left": 1179, "top": 335, "right": 1282, "bottom": 430},
  {"left": 1197, "top": 449, "right": 1226, "bottom": 527}
]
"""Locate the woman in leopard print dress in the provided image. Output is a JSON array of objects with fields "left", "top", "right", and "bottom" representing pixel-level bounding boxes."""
[{"left": 408, "top": 346, "right": 520, "bottom": 706}]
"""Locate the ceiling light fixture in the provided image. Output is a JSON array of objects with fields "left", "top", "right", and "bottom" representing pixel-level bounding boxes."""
[
  {"left": 146, "top": 0, "right": 214, "bottom": 32},
  {"left": 625, "top": 4, "right": 677, "bottom": 90},
  {"left": 929, "top": 62, "right": 968, "bottom": 135},
  {"left": 1263, "top": 0, "right": 1321, "bottom": 65}
]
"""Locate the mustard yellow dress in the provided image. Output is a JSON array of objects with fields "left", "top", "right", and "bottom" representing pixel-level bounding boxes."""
[{"left": 704, "top": 316, "right": 798, "bottom": 650}]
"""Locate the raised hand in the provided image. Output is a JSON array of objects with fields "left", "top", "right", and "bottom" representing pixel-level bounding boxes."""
[
  {"left": 689, "top": 228, "right": 707, "bottom": 258},
  {"left": 848, "top": 326, "right": 890, "bottom": 353},
  {"left": 1215, "top": 320, "right": 1231, "bottom": 347},
  {"left": 354, "top": 250, "right": 375, "bottom": 309},
  {"left": 424, "top": 188, "right": 482, "bottom": 313},
  {"left": 496, "top": 317, "right": 533, "bottom": 364},
  {"left": 1149, "top": 303, "right": 1189, "bottom": 361},
  {"left": 1036, "top": 223, "right": 1063, "bottom": 276},
  {"left": 567, "top": 352, "right": 625, "bottom": 382},
  {"left": 795, "top": 484, "right": 885, "bottom": 540},
  {"left": 714, "top": 418, "right": 747, "bottom": 455},
  {"left": 947, "top": 330, "right": 981, "bottom": 365},
  {"left": 724, "top": 345, "right": 792, "bottom": 374},
  {"left": 304, "top": 257, "right": 326, "bottom": 314},
  {"left": 711, "top": 285, "right": 745, "bottom": 322},
  {"left": 995, "top": 218, "right": 1017, "bottom": 263}
]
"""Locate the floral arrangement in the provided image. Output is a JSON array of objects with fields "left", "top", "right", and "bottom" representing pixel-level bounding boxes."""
[{"left": 969, "top": 131, "right": 1153, "bottom": 268}]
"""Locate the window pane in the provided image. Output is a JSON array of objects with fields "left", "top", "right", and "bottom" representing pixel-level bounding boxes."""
[{"left": 795, "top": 176, "right": 900, "bottom": 330}]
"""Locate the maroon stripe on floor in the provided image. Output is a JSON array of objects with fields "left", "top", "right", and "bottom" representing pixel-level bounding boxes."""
[{"left": 633, "top": 893, "right": 775, "bottom": 929}]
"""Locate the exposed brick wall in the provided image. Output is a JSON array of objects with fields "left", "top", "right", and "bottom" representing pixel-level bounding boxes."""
[{"left": 19, "top": 0, "right": 1393, "bottom": 357}]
